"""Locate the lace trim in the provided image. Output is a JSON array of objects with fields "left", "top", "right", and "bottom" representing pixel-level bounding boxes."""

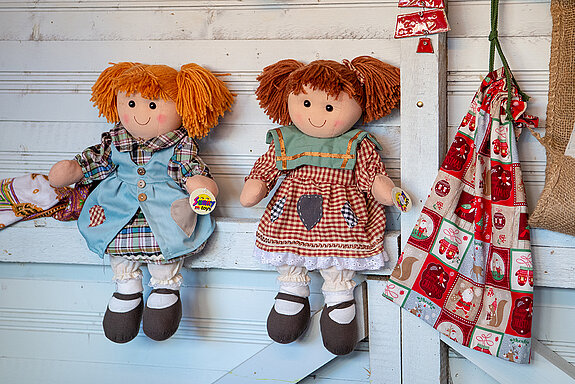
[
  {"left": 255, "top": 247, "right": 387, "bottom": 271},
  {"left": 277, "top": 279, "right": 311, "bottom": 287},
  {"left": 113, "top": 270, "right": 143, "bottom": 283}
]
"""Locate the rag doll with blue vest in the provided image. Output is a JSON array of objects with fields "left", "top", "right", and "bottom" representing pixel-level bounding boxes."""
[
  {"left": 240, "top": 57, "right": 408, "bottom": 355},
  {"left": 49, "top": 62, "right": 234, "bottom": 343}
]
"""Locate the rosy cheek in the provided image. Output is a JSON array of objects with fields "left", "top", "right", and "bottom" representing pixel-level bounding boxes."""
[
  {"left": 292, "top": 113, "right": 304, "bottom": 124},
  {"left": 156, "top": 114, "right": 167, "bottom": 125},
  {"left": 332, "top": 120, "right": 346, "bottom": 131},
  {"left": 122, "top": 113, "right": 131, "bottom": 123}
]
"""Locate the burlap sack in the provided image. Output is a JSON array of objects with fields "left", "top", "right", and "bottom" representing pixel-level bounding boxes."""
[{"left": 528, "top": 0, "right": 575, "bottom": 236}]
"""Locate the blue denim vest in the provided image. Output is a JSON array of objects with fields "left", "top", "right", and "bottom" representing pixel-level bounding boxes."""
[{"left": 77, "top": 143, "right": 215, "bottom": 260}]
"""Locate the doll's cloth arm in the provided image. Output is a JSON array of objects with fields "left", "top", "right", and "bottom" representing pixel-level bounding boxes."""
[
  {"left": 355, "top": 139, "right": 396, "bottom": 206},
  {"left": 245, "top": 142, "right": 282, "bottom": 195},
  {"left": 74, "top": 132, "right": 115, "bottom": 185},
  {"left": 355, "top": 139, "right": 387, "bottom": 193},
  {"left": 169, "top": 136, "right": 213, "bottom": 191}
]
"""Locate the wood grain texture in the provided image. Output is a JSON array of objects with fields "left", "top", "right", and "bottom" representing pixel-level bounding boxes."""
[
  {"left": 443, "top": 336, "right": 575, "bottom": 384},
  {"left": 366, "top": 279, "right": 402, "bottom": 383},
  {"left": 0, "top": 218, "right": 401, "bottom": 273},
  {"left": 213, "top": 282, "right": 368, "bottom": 383},
  {"left": 399, "top": 32, "right": 449, "bottom": 384},
  {"left": 0, "top": 2, "right": 400, "bottom": 41}
]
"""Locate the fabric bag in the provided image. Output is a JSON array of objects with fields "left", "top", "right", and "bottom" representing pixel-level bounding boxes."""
[
  {"left": 384, "top": 69, "right": 537, "bottom": 364},
  {"left": 528, "top": 0, "right": 575, "bottom": 236}
]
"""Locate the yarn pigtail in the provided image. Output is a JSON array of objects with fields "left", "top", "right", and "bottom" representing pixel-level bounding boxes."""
[
  {"left": 90, "top": 62, "right": 139, "bottom": 123},
  {"left": 176, "top": 64, "right": 235, "bottom": 138},
  {"left": 255, "top": 59, "right": 304, "bottom": 126},
  {"left": 350, "top": 56, "right": 400, "bottom": 123}
]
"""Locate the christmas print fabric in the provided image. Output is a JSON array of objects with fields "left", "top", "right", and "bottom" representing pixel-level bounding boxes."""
[{"left": 384, "top": 68, "right": 537, "bottom": 364}]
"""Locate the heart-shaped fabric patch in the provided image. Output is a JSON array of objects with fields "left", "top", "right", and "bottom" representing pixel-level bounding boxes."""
[{"left": 88, "top": 205, "right": 106, "bottom": 227}]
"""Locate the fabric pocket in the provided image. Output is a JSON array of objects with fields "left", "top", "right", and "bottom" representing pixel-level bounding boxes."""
[{"left": 170, "top": 197, "right": 198, "bottom": 237}]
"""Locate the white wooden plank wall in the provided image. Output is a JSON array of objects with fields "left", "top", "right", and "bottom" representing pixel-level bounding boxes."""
[
  {"left": 0, "top": 1, "right": 402, "bottom": 383},
  {"left": 1, "top": 0, "right": 574, "bottom": 383}
]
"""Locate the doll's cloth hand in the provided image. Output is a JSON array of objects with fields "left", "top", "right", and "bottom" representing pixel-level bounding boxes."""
[
  {"left": 371, "top": 173, "right": 396, "bottom": 206},
  {"left": 48, "top": 159, "right": 84, "bottom": 187},
  {"left": 240, "top": 179, "right": 268, "bottom": 207},
  {"left": 371, "top": 174, "right": 413, "bottom": 212},
  {"left": 185, "top": 174, "right": 219, "bottom": 197}
]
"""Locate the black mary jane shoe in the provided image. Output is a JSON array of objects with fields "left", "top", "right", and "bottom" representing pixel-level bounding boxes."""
[
  {"left": 320, "top": 299, "right": 358, "bottom": 355},
  {"left": 102, "top": 291, "right": 144, "bottom": 344},
  {"left": 267, "top": 292, "right": 311, "bottom": 344},
  {"left": 142, "top": 288, "right": 182, "bottom": 341}
]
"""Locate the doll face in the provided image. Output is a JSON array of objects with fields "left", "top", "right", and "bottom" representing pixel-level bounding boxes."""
[
  {"left": 287, "top": 85, "right": 362, "bottom": 138},
  {"left": 117, "top": 91, "right": 182, "bottom": 139}
]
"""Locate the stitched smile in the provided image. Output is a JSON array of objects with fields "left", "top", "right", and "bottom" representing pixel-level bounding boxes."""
[
  {"left": 134, "top": 116, "right": 151, "bottom": 126},
  {"left": 308, "top": 118, "right": 326, "bottom": 128}
]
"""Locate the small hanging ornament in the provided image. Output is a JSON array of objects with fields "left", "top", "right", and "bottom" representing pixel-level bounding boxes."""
[
  {"left": 394, "top": 9, "right": 450, "bottom": 39},
  {"left": 398, "top": 0, "right": 445, "bottom": 8},
  {"left": 416, "top": 37, "right": 434, "bottom": 53},
  {"left": 394, "top": 0, "right": 450, "bottom": 54}
]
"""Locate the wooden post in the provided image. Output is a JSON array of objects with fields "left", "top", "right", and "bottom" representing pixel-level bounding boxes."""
[
  {"left": 367, "top": 278, "right": 402, "bottom": 384},
  {"left": 399, "top": 32, "right": 449, "bottom": 384}
]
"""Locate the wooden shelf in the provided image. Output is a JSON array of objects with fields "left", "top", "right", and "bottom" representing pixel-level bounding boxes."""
[{"left": 1, "top": 217, "right": 573, "bottom": 288}]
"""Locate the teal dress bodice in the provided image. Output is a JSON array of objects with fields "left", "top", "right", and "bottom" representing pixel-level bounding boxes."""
[{"left": 77, "top": 144, "right": 215, "bottom": 260}]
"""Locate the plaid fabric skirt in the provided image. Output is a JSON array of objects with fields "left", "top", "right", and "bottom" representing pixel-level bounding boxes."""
[
  {"left": 255, "top": 165, "right": 388, "bottom": 271},
  {"left": 106, "top": 209, "right": 193, "bottom": 264}
]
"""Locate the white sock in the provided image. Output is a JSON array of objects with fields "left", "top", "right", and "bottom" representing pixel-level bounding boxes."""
[
  {"left": 147, "top": 290, "right": 179, "bottom": 310},
  {"left": 108, "top": 279, "right": 143, "bottom": 313},
  {"left": 116, "top": 278, "right": 143, "bottom": 295},
  {"left": 108, "top": 295, "right": 142, "bottom": 313},
  {"left": 275, "top": 284, "right": 310, "bottom": 316}
]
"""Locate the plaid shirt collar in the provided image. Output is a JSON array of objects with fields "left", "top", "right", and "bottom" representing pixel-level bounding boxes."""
[{"left": 110, "top": 124, "right": 187, "bottom": 153}]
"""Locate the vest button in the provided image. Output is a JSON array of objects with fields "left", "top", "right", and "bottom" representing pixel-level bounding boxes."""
[
  {"left": 138, "top": 193, "right": 147, "bottom": 202},
  {"left": 137, "top": 167, "right": 146, "bottom": 175},
  {"left": 137, "top": 180, "right": 146, "bottom": 188}
]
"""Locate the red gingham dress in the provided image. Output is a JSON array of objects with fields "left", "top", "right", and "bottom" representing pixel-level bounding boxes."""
[{"left": 247, "top": 138, "right": 388, "bottom": 271}]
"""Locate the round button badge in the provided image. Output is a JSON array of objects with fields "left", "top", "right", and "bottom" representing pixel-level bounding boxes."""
[
  {"left": 392, "top": 187, "right": 412, "bottom": 213},
  {"left": 189, "top": 188, "right": 217, "bottom": 215}
]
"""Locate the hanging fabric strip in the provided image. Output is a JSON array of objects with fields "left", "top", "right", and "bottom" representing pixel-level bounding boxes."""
[
  {"left": 0, "top": 173, "right": 91, "bottom": 229},
  {"left": 384, "top": 68, "right": 537, "bottom": 364}
]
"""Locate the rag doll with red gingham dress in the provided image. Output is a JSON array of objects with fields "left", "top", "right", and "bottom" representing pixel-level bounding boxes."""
[{"left": 241, "top": 57, "right": 408, "bottom": 355}]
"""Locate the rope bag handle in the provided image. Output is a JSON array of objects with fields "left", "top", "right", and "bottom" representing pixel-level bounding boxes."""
[
  {"left": 488, "top": 0, "right": 549, "bottom": 147},
  {"left": 488, "top": 0, "right": 530, "bottom": 121}
]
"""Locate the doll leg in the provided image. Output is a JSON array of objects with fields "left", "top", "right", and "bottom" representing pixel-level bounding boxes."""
[
  {"left": 318, "top": 266, "right": 358, "bottom": 355},
  {"left": 142, "top": 259, "right": 184, "bottom": 341},
  {"left": 267, "top": 265, "right": 311, "bottom": 344},
  {"left": 103, "top": 256, "right": 144, "bottom": 344}
]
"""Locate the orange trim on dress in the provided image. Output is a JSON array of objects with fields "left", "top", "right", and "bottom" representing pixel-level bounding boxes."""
[
  {"left": 275, "top": 129, "right": 366, "bottom": 169},
  {"left": 275, "top": 128, "right": 288, "bottom": 169}
]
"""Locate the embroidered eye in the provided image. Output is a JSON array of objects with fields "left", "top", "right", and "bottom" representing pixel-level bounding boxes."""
[
  {"left": 326, "top": 104, "right": 334, "bottom": 112},
  {"left": 303, "top": 100, "right": 311, "bottom": 108},
  {"left": 149, "top": 102, "right": 157, "bottom": 110},
  {"left": 128, "top": 100, "right": 136, "bottom": 108}
]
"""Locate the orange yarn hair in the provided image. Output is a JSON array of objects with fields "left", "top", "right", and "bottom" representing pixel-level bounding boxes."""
[
  {"left": 90, "top": 62, "right": 235, "bottom": 138},
  {"left": 255, "top": 56, "right": 400, "bottom": 126}
]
